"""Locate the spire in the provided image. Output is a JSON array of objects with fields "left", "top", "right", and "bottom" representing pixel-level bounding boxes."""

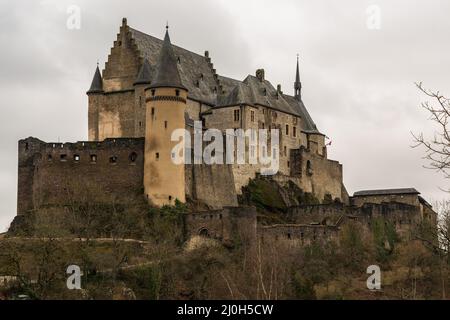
[
  {"left": 294, "top": 54, "right": 302, "bottom": 100},
  {"left": 150, "top": 26, "right": 186, "bottom": 90},
  {"left": 87, "top": 64, "right": 103, "bottom": 94},
  {"left": 134, "top": 59, "right": 152, "bottom": 85}
]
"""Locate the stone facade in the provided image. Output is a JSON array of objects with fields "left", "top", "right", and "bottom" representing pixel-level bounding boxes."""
[{"left": 13, "top": 18, "right": 438, "bottom": 248}]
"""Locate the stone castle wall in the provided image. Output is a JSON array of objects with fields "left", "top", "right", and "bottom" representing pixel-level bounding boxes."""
[{"left": 17, "top": 137, "right": 145, "bottom": 215}]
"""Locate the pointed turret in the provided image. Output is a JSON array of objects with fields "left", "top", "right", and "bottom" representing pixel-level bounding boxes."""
[
  {"left": 87, "top": 65, "right": 103, "bottom": 94},
  {"left": 294, "top": 55, "right": 302, "bottom": 100},
  {"left": 134, "top": 59, "right": 152, "bottom": 85},
  {"left": 150, "top": 26, "right": 186, "bottom": 90}
]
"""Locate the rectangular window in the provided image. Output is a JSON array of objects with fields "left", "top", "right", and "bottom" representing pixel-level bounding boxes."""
[
  {"left": 151, "top": 108, "right": 155, "bottom": 115},
  {"left": 234, "top": 109, "right": 240, "bottom": 122},
  {"left": 293, "top": 126, "right": 297, "bottom": 138},
  {"left": 285, "top": 125, "right": 289, "bottom": 136},
  {"left": 156, "top": 152, "right": 160, "bottom": 160},
  {"left": 251, "top": 110, "right": 255, "bottom": 122},
  {"left": 164, "top": 121, "right": 168, "bottom": 129}
]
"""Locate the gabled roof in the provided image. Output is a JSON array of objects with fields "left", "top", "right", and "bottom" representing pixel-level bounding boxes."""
[
  {"left": 87, "top": 65, "right": 103, "bottom": 94},
  {"left": 353, "top": 188, "right": 420, "bottom": 197},
  {"left": 127, "top": 24, "right": 320, "bottom": 133}
]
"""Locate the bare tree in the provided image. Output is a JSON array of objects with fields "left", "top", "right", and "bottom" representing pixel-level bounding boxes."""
[{"left": 412, "top": 82, "right": 450, "bottom": 182}]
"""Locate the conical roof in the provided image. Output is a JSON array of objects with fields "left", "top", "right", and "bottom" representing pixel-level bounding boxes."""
[
  {"left": 150, "top": 28, "right": 186, "bottom": 90},
  {"left": 87, "top": 65, "right": 103, "bottom": 94},
  {"left": 134, "top": 59, "right": 152, "bottom": 85}
]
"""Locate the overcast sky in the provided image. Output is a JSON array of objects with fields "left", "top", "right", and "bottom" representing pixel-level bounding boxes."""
[{"left": 1, "top": 0, "right": 449, "bottom": 231}]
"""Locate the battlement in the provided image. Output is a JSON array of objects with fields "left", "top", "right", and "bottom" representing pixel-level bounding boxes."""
[{"left": 17, "top": 137, "right": 145, "bottom": 216}]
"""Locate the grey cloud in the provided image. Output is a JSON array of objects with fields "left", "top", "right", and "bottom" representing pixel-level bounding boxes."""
[{"left": 0, "top": 0, "right": 449, "bottom": 231}]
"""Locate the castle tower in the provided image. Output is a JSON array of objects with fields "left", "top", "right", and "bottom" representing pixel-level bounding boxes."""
[
  {"left": 294, "top": 55, "right": 302, "bottom": 100},
  {"left": 87, "top": 64, "right": 104, "bottom": 141},
  {"left": 144, "top": 26, "right": 188, "bottom": 207},
  {"left": 134, "top": 59, "right": 152, "bottom": 137}
]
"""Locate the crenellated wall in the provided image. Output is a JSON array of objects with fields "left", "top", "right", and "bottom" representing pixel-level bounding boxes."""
[{"left": 17, "top": 137, "right": 145, "bottom": 215}]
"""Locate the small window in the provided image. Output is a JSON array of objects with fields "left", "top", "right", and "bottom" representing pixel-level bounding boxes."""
[
  {"left": 261, "top": 123, "right": 265, "bottom": 129},
  {"left": 169, "top": 196, "right": 172, "bottom": 201},
  {"left": 129, "top": 152, "right": 137, "bottom": 163},
  {"left": 109, "top": 156, "right": 118, "bottom": 164},
  {"left": 164, "top": 121, "right": 168, "bottom": 129},
  {"left": 25, "top": 143, "right": 29, "bottom": 150},
  {"left": 139, "top": 121, "right": 142, "bottom": 128},
  {"left": 151, "top": 107, "right": 155, "bottom": 115},
  {"left": 74, "top": 154, "right": 80, "bottom": 162},
  {"left": 90, "top": 154, "right": 97, "bottom": 163},
  {"left": 287, "top": 161, "right": 290, "bottom": 168},
  {"left": 306, "top": 160, "right": 313, "bottom": 176},
  {"left": 251, "top": 110, "right": 255, "bottom": 122},
  {"left": 156, "top": 152, "right": 160, "bottom": 160},
  {"left": 234, "top": 109, "right": 240, "bottom": 122},
  {"left": 175, "top": 90, "right": 180, "bottom": 97},
  {"left": 151, "top": 90, "right": 155, "bottom": 96},
  {"left": 47, "top": 154, "right": 52, "bottom": 161},
  {"left": 287, "top": 233, "right": 291, "bottom": 240},
  {"left": 60, "top": 154, "right": 67, "bottom": 161},
  {"left": 293, "top": 126, "right": 297, "bottom": 138},
  {"left": 284, "top": 146, "right": 287, "bottom": 157},
  {"left": 285, "top": 125, "right": 289, "bottom": 136}
]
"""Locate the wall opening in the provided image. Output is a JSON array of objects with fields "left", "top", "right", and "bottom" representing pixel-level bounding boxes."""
[
  {"left": 198, "top": 228, "right": 210, "bottom": 238},
  {"left": 90, "top": 154, "right": 97, "bottom": 163},
  {"left": 60, "top": 154, "right": 67, "bottom": 161},
  {"left": 74, "top": 154, "right": 80, "bottom": 162},
  {"left": 306, "top": 160, "right": 313, "bottom": 176},
  {"left": 109, "top": 156, "right": 118, "bottom": 164},
  {"left": 129, "top": 152, "right": 137, "bottom": 163}
]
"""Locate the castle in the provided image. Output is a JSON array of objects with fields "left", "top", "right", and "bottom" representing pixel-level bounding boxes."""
[{"left": 12, "top": 19, "right": 437, "bottom": 244}]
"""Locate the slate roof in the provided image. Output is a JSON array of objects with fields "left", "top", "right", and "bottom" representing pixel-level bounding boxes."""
[
  {"left": 353, "top": 188, "right": 420, "bottom": 197},
  {"left": 128, "top": 26, "right": 320, "bottom": 133},
  {"left": 87, "top": 66, "right": 103, "bottom": 94},
  {"left": 150, "top": 29, "right": 186, "bottom": 90},
  {"left": 134, "top": 59, "right": 152, "bottom": 85}
]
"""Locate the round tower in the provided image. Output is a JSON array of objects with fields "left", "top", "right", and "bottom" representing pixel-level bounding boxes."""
[
  {"left": 144, "top": 26, "right": 188, "bottom": 206},
  {"left": 87, "top": 64, "right": 104, "bottom": 141}
]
